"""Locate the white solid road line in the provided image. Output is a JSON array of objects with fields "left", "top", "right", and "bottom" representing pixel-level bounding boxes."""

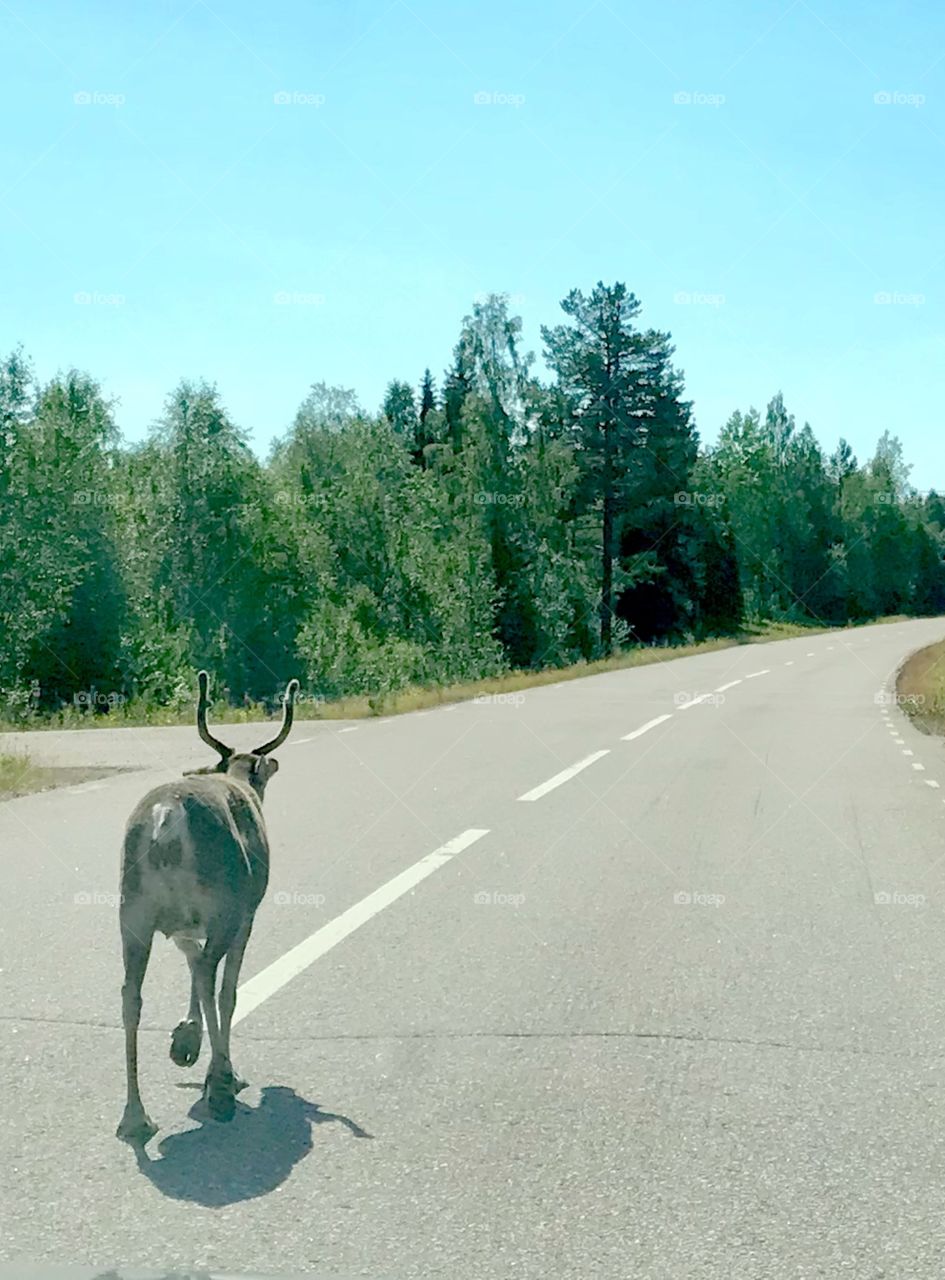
[
  {"left": 715, "top": 679, "right": 742, "bottom": 693},
  {"left": 518, "top": 750, "right": 611, "bottom": 802},
  {"left": 232, "top": 828, "right": 490, "bottom": 1027},
  {"left": 622, "top": 714, "right": 672, "bottom": 741}
]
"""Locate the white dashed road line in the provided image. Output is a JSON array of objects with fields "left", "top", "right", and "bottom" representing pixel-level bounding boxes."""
[
  {"left": 518, "top": 751, "right": 611, "bottom": 802},
  {"left": 622, "top": 715, "right": 672, "bottom": 742},
  {"left": 715, "top": 680, "right": 742, "bottom": 693},
  {"left": 745, "top": 670, "right": 770, "bottom": 679},
  {"left": 233, "top": 828, "right": 490, "bottom": 1026},
  {"left": 881, "top": 711, "right": 943, "bottom": 788},
  {"left": 677, "top": 694, "right": 713, "bottom": 711}
]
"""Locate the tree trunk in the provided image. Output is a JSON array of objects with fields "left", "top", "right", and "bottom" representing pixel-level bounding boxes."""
[{"left": 600, "top": 421, "right": 614, "bottom": 653}]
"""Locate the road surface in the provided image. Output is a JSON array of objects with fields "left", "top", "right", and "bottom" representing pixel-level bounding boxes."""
[{"left": 3, "top": 618, "right": 945, "bottom": 1278}]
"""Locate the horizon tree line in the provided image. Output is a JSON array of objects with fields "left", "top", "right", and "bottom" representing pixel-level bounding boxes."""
[{"left": 1, "top": 282, "right": 943, "bottom": 716}]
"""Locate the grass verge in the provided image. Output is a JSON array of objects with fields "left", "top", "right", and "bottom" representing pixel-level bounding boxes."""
[
  {"left": 896, "top": 639, "right": 945, "bottom": 736},
  {"left": 0, "top": 752, "right": 37, "bottom": 798},
  {"left": 0, "top": 751, "right": 134, "bottom": 802},
  {"left": 0, "top": 614, "right": 914, "bottom": 734},
  {"left": 320, "top": 617, "right": 912, "bottom": 720}
]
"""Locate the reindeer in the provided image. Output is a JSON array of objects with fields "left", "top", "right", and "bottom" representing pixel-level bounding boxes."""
[{"left": 116, "top": 670, "right": 299, "bottom": 1143}]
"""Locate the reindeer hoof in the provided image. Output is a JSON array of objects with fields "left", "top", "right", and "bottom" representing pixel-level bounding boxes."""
[
  {"left": 206, "top": 1085, "right": 236, "bottom": 1122},
  {"left": 203, "top": 1066, "right": 239, "bottom": 1121},
  {"left": 116, "top": 1107, "right": 158, "bottom": 1144},
  {"left": 170, "top": 1019, "right": 202, "bottom": 1067}
]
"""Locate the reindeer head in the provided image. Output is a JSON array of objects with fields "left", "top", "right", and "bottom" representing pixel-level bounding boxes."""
[{"left": 188, "top": 670, "right": 300, "bottom": 799}]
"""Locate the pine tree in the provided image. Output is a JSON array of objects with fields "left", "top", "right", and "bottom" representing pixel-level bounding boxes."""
[{"left": 542, "top": 282, "right": 667, "bottom": 652}]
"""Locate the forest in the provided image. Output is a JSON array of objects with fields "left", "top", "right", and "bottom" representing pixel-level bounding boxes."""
[{"left": 2, "top": 281, "right": 943, "bottom": 720}]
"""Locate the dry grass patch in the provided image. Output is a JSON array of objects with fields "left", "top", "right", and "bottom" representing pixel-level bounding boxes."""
[
  {"left": 0, "top": 752, "right": 37, "bottom": 798},
  {"left": 896, "top": 640, "right": 945, "bottom": 736},
  {"left": 0, "top": 751, "right": 134, "bottom": 801}
]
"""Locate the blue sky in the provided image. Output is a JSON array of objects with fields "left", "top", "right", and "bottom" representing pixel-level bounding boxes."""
[{"left": 1, "top": 0, "right": 944, "bottom": 485}]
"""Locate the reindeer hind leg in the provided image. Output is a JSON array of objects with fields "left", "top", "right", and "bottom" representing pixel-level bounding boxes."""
[
  {"left": 193, "top": 929, "right": 238, "bottom": 1121},
  {"left": 170, "top": 936, "right": 204, "bottom": 1067},
  {"left": 116, "top": 921, "right": 157, "bottom": 1143},
  {"left": 218, "top": 919, "right": 253, "bottom": 1094}
]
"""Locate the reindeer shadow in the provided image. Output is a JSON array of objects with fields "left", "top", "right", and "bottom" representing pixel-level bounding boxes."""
[{"left": 129, "top": 1084, "right": 373, "bottom": 1205}]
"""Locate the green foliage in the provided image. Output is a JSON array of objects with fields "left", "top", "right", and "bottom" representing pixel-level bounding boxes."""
[{"left": 1, "top": 283, "right": 942, "bottom": 720}]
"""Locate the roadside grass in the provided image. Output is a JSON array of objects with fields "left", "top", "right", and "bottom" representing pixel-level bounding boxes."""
[
  {"left": 0, "top": 749, "right": 136, "bottom": 801},
  {"left": 896, "top": 639, "right": 945, "bottom": 736},
  {"left": 0, "top": 751, "right": 36, "bottom": 798},
  {"left": 0, "top": 613, "right": 914, "bottom": 735},
  {"left": 332, "top": 615, "right": 911, "bottom": 720}
]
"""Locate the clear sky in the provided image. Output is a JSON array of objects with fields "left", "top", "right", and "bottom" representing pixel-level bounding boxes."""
[{"left": 1, "top": 0, "right": 943, "bottom": 486}]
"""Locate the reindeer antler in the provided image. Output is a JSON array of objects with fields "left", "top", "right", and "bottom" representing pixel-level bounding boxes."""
[
  {"left": 196, "top": 670, "right": 233, "bottom": 762},
  {"left": 252, "top": 678, "right": 300, "bottom": 755}
]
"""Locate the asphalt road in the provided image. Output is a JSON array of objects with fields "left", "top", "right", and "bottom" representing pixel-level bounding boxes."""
[{"left": 3, "top": 619, "right": 945, "bottom": 1279}]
